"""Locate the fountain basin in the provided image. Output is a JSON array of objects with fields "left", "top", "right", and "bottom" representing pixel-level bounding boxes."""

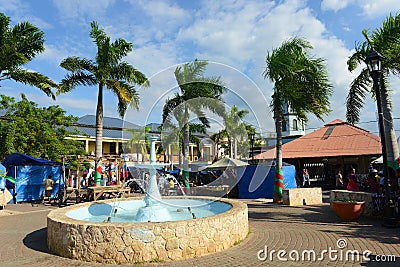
[{"left": 47, "top": 196, "right": 248, "bottom": 264}]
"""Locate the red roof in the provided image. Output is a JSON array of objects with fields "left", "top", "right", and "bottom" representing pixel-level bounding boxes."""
[{"left": 255, "top": 119, "right": 382, "bottom": 159}]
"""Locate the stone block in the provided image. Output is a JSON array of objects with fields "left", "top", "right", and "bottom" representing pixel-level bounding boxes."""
[{"left": 283, "top": 187, "right": 322, "bottom": 206}]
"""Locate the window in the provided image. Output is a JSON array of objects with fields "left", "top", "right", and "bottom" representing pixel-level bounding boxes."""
[{"left": 293, "top": 119, "right": 298, "bottom": 131}]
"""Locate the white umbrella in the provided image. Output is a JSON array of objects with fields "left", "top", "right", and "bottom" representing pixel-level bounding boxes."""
[
  {"left": 372, "top": 156, "right": 383, "bottom": 164},
  {"left": 198, "top": 157, "right": 249, "bottom": 171}
]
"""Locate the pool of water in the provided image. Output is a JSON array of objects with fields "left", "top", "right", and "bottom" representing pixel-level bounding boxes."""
[{"left": 66, "top": 198, "right": 232, "bottom": 223}]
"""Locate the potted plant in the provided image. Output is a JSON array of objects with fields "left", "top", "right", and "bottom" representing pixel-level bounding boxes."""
[{"left": 332, "top": 198, "right": 365, "bottom": 221}]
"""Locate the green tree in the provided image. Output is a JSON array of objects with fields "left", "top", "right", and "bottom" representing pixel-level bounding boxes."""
[
  {"left": 224, "top": 105, "right": 249, "bottom": 159},
  {"left": 0, "top": 13, "right": 57, "bottom": 98},
  {"left": 0, "top": 94, "right": 85, "bottom": 161},
  {"left": 124, "top": 126, "right": 151, "bottom": 163},
  {"left": 58, "top": 22, "right": 149, "bottom": 184},
  {"left": 347, "top": 13, "right": 400, "bottom": 169},
  {"left": 162, "top": 60, "right": 226, "bottom": 187},
  {"left": 263, "top": 37, "right": 332, "bottom": 203}
]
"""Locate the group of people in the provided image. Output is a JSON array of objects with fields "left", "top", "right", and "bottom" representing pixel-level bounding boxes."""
[{"left": 334, "top": 167, "right": 398, "bottom": 193}]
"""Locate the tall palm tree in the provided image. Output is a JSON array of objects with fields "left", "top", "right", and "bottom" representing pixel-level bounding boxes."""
[
  {"left": 347, "top": 13, "right": 400, "bottom": 170},
  {"left": 264, "top": 37, "right": 332, "bottom": 203},
  {"left": 224, "top": 105, "right": 249, "bottom": 159},
  {"left": 58, "top": 21, "right": 149, "bottom": 185},
  {"left": 0, "top": 13, "right": 57, "bottom": 98},
  {"left": 162, "top": 59, "right": 226, "bottom": 187}
]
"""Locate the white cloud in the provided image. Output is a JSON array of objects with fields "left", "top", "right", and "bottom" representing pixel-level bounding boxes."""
[
  {"left": 52, "top": 0, "right": 116, "bottom": 21},
  {"left": 321, "top": 0, "right": 354, "bottom": 12},
  {"left": 321, "top": 0, "right": 399, "bottom": 18},
  {"left": 358, "top": 0, "right": 400, "bottom": 18},
  {"left": 0, "top": 0, "right": 52, "bottom": 29}
]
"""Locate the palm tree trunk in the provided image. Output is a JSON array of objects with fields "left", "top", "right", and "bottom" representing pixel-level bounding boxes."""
[
  {"left": 381, "top": 84, "right": 399, "bottom": 171},
  {"left": 95, "top": 83, "right": 104, "bottom": 186},
  {"left": 234, "top": 138, "right": 238, "bottom": 159},
  {"left": 274, "top": 107, "right": 284, "bottom": 203},
  {"left": 182, "top": 105, "right": 190, "bottom": 188},
  {"left": 136, "top": 142, "right": 139, "bottom": 163}
]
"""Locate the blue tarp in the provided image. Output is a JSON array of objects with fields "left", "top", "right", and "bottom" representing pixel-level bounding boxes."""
[
  {"left": 2, "top": 153, "right": 63, "bottom": 202},
  {"left": 236, "top": 165, "right": 297, "bottom": 199},
  {"left": 2, "top": 153, "right": 60, "bottom": 167},
  {"left": 0, "top": 163, "right": 5, "bottom": 190}
]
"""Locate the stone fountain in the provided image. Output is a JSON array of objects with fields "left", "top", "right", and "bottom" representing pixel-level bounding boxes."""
[{"left": 47, "top": 135, "right": 249, "bottom": 264}]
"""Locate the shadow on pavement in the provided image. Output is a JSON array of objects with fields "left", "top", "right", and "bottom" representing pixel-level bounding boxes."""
[
  {"left": 23, "top": 228, "right": 54, "bottom": 254},
  {"left": 247, "top": 202, "right": 400, "bottom": 246}
]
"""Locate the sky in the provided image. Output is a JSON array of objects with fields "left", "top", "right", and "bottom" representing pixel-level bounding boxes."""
[{"left": 1, "top": 0, "right": 400, "bottom": 138}]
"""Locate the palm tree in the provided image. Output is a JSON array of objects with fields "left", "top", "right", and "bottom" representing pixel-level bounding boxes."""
[
  {"left": 224, "top": 105, "right": 249, "bottom": 159},
  {"left": 58, "top": 21, "right": 149, "bottom": 185},
  {"left": 162, "top": 59, "right": 226, "bottom": 187},
  {"left": 124, "top": 126, "right": 151, "bottom": 163},
  {"left": 0, "top": 13, "right": 57, "bottom": 98},
  {"left": 347, "top": 13, "right": 400, "bottom": 170},
  {"left": 263, "top": 37, "right": 332, "bottom": 203}
]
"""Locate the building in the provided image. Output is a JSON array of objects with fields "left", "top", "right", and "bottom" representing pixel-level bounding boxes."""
[
  {"left": 67, "top": 115, "right": 214, "bottom": 165},
  {"left": 65, "top": 115, "right": 142, "bottom": 156},
  {"left": 255, "top": 119, "right": 382, "bottom": 188}
]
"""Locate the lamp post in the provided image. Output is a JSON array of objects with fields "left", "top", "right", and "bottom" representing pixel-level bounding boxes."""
[
  {"left": 249, "top": 133, "right": 255, "bottom": 161},
  {"left": 365, "top": 49, "right": 397, "bottom": 227}
]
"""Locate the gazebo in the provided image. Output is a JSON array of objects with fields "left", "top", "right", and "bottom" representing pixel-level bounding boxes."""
[{"left": 255, "top": 119, "right": 382, "bottom": 188}]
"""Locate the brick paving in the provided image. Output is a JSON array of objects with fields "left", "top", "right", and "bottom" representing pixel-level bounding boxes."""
[{"left": 0, "top": 197, "right": 399, "bottom": 267}]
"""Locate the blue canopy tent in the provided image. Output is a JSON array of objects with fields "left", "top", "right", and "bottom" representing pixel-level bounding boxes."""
[
  {"left": 236, "top": 164, "right": 297, "bottom": 199},
  {"left": 2, "top": 153, "right": 63, "bottom": 203}
]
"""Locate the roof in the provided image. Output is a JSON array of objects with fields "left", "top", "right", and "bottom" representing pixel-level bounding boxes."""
[
  {"left": 2, "top": 153, "right": 61, "bottom": 167},
  {"left": 78, "top": 115, "right": 141, "bottom": 129},
  {"left": 255, "top": 119, "right": 382, "bottom": 159},
  {"left": 68, "top": 115, "right": 143, "bottom": 139}
]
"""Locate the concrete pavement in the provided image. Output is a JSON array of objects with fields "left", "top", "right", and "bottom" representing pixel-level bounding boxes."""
[{"left": 0, "top": 197, "right": 399, "bottom": 267}]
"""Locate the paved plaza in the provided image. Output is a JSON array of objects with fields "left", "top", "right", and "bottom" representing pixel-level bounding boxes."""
[{"left": 0, "top": 195, "right": 399, "bottom": 267}]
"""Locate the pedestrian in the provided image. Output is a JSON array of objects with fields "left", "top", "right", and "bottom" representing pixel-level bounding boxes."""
[
  {"left": 302, "top": 168, "right": 310, "bottom": 187},
  {"left": 335, "top": 170, "right": 344, "bottom": 189},
  {"left": 346, "top": 168, "right": 359, "bottom": 191},
  {"left": 44, "top": 175, "right": 54, "bottom": 204}
]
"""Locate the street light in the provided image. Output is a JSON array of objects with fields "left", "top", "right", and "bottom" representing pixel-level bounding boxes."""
[
  {"left": 365, "top": 49, "right": 397, "bottom": 227},
  {"left": 249, "top": 133, "right": 255, "bottom": 161}
]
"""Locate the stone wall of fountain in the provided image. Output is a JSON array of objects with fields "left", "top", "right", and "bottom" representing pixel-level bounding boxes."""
[{"left": 47, "top": 196, "right": 248, "bottom": 264}]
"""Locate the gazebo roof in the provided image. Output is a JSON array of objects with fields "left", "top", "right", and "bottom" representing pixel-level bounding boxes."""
[{"left": 255, "top": 119, "right": 381, "bottom": 159}]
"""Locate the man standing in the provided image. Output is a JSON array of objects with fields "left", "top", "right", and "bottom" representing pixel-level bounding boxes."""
[{"left": 44, "top": 175, "right": 54, "bottom": 204}]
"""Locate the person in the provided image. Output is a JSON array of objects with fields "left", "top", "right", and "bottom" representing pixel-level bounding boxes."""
[
  {"left": 346, "top": 168, "right": 359, "bottom": 191},
  {"left": 168, "top": 178, "right": 175, "bottom": 189},
  {"left": 44, "top": 175, "right": 54, "bottom": 203},
  {"left": 366, "top": 169, "right": 380, "bottom": 193},
  {"left": 302, "top": 168, "right": 310, "bottom": 187},
  {"left": 80, "top": 174, "right": 87, "bottom": 189},
  {"left": 335, "top": 170, "right": 344, "bottom": 189}
]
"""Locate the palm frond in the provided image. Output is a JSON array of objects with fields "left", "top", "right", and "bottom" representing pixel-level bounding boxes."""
[
  {"left": 346, "top": 69, "right": 371, "bottom": 124},
  {"left": 11, "top": 21, "right": 45, "bottom": 61},
  {"left": 105, "top": 79, "right": 140, "bottom": 114},
  {"left": 265, "top": 37, "right": 332, "bottom": 122},
  {"left": 8, "top": 68, "right": 57, "bottom": 99},
  {"left": 110, "top": 38, "right": 132, "bottom": 61},
  {"left": 60, "top": 57, "right": 96, "bottom": 72},
  {"left": 110, "top": 62, "right": 149, "bottom": 86},
  {"left": 162, "top": 94, "right": 184, "bottom": 125},
  {"left": 58, "top": 71, "right": 97, "bottom": 94},
  {"left": 347, "top": 41, "right": 370, "bottom": 72}
]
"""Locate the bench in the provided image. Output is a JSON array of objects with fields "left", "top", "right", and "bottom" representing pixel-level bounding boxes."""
[{"left": 87, "top": 186, "right": 131, "bottom": 201}]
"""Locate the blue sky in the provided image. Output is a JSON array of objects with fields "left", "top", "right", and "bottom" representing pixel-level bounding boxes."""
[{"left": 1, "top": 0, "right": 400, "bottom": 137}]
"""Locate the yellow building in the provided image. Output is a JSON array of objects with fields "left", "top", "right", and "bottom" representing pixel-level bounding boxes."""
[{"left": 67, "top": 115, "right": 214, "bottom": 165}]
